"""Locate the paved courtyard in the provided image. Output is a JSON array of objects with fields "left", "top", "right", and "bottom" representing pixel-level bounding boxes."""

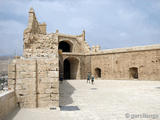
[{"left": 6, "top": 80, "right": 160, "bottom": 120}]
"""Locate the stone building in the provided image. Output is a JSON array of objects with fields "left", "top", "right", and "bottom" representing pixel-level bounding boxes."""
[{"left": 8, "top": 8, "right": 160, "bottom": 108}]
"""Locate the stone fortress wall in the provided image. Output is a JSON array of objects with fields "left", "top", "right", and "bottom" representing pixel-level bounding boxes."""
[
  {"left": 90, "top": 45, "right": 160, "bottom": 80},
  {"left": 8, "top": 8, "right": 160, "bottom": 108}
]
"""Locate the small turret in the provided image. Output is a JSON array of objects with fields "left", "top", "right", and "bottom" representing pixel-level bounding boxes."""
[
  {"left": 96, "top": 45, "right": 101, "bottom": 51},
  {"left": 56, "top": 29, "right": 59, "bottom": 33},
  {"left": 92, "top": 45, "right": 101, "bottom": 52},
  {"left": 92, "top": 46, "right": 96, "bottom": 52},
  {"left": 39, "top": 22, "right": 47, "bottom": 34},
  {"left": 82, "top": 30, "right": 85, "bottom": 41},
  {"left": 24, "top": 7, "right": 45, "bottom": 34},
  {"left": 29, "top": 7, "right": 34, "bottom": 13},
  {"left": 28, "top": 7, "right": 35, "bottom": 29}
]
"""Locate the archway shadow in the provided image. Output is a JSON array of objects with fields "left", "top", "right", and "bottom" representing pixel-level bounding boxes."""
[{"left": 59, "top": 80, "right": 76, "bottom": 106}]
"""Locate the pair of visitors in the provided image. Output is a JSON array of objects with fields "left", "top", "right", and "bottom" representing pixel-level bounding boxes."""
[{"left": 87, "top": 72, "right": 94, "bottom": 84}]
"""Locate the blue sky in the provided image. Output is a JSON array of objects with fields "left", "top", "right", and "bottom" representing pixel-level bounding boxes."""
[{"left": 0, "top": 0, "right": 160, "bottom": 56}]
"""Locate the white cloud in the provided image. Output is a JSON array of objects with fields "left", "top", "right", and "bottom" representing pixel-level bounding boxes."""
[
  {"left": 67, "top": 17, "right": 92, "bottom": 29},
  {"left": 0, "top": 0, "right": 160, "bottom": 55},
  {"left": 120, "top": 32, "right": 128, "bottom": 37}
]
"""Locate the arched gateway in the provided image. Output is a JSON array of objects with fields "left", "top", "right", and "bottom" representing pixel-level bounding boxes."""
[
  {"left": 58, "top": 41, "right": 72, "bottom": 52},
  {"left": 63, "top": 57, "right": 80, "bottom": 80}
]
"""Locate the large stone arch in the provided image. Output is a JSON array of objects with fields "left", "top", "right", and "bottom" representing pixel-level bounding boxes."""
[
  {"left": 58, "top": 40, "right": 73, "bottom": 52},
  {"left": 63, "top": 57, "right": 80, "bottom": 79}
]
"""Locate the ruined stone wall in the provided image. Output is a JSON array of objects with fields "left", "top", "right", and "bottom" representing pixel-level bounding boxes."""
[
  {"left": 23, "top": 8, "right": 58, "bottom": 58},
  {"left": 8, "top": 57, "right": 59, "bottom": 108},
  {"left": 8, "top": 8, "right": 59, "bottom": 108},
  {"left": 23, "top": 33, "right": 58, "bottom": 58},
  {"left": 90, "top": 47, "right": 160, "bottom": 80}
]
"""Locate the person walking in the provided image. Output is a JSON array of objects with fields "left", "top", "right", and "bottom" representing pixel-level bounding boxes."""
[
  {"left": 59, "top": 73, "right": 63, "bottom": 84},
  {"left": 91, "top": 75, "right": 94, "bottom": 85},
  {"left": 87, "top": 72, "right": 91, "bottom": 83}
]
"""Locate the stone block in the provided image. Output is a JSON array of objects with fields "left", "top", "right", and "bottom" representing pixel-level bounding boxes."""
[
  {"left": 16, "top": 79, "right": 23, "bottom": 84},
  {"left": 24, "top": 95, "right": 36, "bottom": 102},
  {"left": 23, "top": 102, "right": 36, "bottom": 108},
  {"left": 8, "top": 64, "right": 15, "bottom": 72},
  {"left": 8, "top": 79, "right": 15, "bottom": 85},
  {"left": 45, "top": 89, "right": 53, "bottom": 94},
  {"left": 50, "top": 93, "right": 59, "bottom": 101},
  {"left": 48, "top": 100, "right": 59, "bottom": 107},
  {"left": 38, "top": 94, "right": 50, "bottom": 101},
  {"left": 8, "top": 84, "right": 15, "bottom": 90},
  {"left": 50, "top": 88, "right": 59, "bottom": 94},
  {"left": 50, "top": 81, "right": 59, "bottom": 88},
  {"left": 8, "top": 72, "right": 15, "bottom": 79},
  {"left": 38, "top": 83, "right": 50, "bottom": 94},
  {"left": 38, "top": 72, "right": 47, "bottom": 78},
  {"left": 16, "top": 72, "right": 36, "bottom": 79},
  {"left": 39, "top": 78, "right": 58, "bottom": 83},
  {"left": 16, "top": 84, "right": 23, "bottom": 90},
  {"left": 48, "top": 71, "right": 59, "bottom": 78},
  {"left": 38, "top": 101, "right": 49, "bottom": 108},
  {"left": 38, "top": 65, "right": 46, "bottom": 71},
  {"left": 37, "top": 59, "right": 45, "bottom": 65},
  {"left": 16, "top": 65, "right": 36, "bottom": 72},
  {"left": 16, "top": 59, "right": 36, "bottom": 65}
]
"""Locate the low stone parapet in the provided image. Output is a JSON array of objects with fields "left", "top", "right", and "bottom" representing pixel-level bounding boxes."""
[{"left": 0, "top": 90, "right": 17, "bottom": 120}]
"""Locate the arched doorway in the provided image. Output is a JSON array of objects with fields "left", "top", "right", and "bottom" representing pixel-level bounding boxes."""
[
  {"left": 58, "top": 41, "right": 72, "bottom": 52},
  {"left": 129, "top": 67, "right": 138, "bottom": 79},
  {"left": 95, "top": 68, "right": 101, "bottom": 78},
  {"left": 63, "top": 57, "right": 80, "bottom": 80},
  {"left": 63, "top": 59, "right": 70, "bottom": 79}
]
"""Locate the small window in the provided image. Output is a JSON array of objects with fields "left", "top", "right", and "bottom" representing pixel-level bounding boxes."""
[{"left": 129, "top": 67, "right": 138, "bottom": 79}]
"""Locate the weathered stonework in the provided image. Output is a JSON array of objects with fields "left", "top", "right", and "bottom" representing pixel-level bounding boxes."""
[
  {"left": 90, "top": 45, "right": 160, "bottom": 80},
  {"left": 8, "top": 8, "right": 59, "bottom": 108},
  {"left": 8, "top": 8, "right": 160, "bottom": 108}
]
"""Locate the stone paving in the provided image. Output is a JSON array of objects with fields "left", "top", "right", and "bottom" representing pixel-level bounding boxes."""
[{"left": 6, "top": 80, "right": 160, "bottom": 120}]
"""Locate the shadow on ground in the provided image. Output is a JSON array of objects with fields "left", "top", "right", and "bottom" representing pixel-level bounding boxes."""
[
  {"left": 60, "top": 106, "right": 80, "bottom": 111},
  {"left": 59, "top": 80, "right": 76, "bottom": 106},
  {"left": 155, "top": 87, "right": 160, "bottom": 89},
  {"left": 5, "top": 107, "right": 20, "bottom": 120}
]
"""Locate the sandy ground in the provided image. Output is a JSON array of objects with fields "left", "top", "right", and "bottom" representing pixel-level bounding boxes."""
[{"left": 6, "top": 80, "right": 160, "bottom": 120}]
